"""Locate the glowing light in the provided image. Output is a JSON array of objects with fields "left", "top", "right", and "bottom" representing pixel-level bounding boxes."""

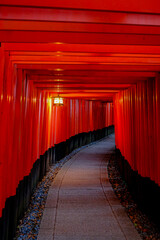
[
  {"left": 54, "top": 68, "right": 64, "bottom": 72},
  {"left": 33, "top": 97, "right": 37, "bottom": 103},
  {"left": 53, "top": 97, "right": 63, "bottom": 106},
  {"left": 53, "top": 42, "right": 63, "bottom": 45},
  {"left": 56, "top": 51, "right": 62, "bottom": 57},
  {"left": 48, "top": 98, "right": 52, "bottom": 108}
]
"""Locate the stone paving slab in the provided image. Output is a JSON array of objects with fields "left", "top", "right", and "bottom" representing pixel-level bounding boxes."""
[{"left": 38, "top": 135, "right": 141, "bottom": 240}]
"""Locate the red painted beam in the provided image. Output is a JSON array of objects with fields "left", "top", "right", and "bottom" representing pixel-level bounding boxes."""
[
  {"left": 17, "top": 64, "right": 160, "bottom": 71},
  {"left": 1, "top": 31, "right": 160, "bottom": 45},
  {"left": 35, "top": 87, "right": 120, "bottom": 93},
  {"left": 30, "top": 78, "right": 150, "bottom": 85},
  {"left": 9, "top": 52, "right": 160, "bottom": 59},
  {"left": 1, "top": 6, "right": 160, "bottom": 26},
  {"left": 4, "top": 43, "right": 160, "bottom": 55},
  {"left": 1, "top": 20, "right": 160, "bottom": 35},
  {"left": 27, "top": 71, "right": 156, "bottom": 78},
  {"left": 33, "top": 83, "right": 131, "bottom": 89},
  {"left": 1, "top": 0, "right": 160, "bottom": 14},
  {"left": 9, "top": 55, "right": 160, "bottom": 64},
  {"left": 45, "top": 92, "right": 115, "bottom": 97}
]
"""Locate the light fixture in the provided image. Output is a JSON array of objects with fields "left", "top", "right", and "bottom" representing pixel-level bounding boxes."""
[
  {"left": 54, "top": 68, "right": 64, "bottom": 72},
  {"left": 52, "top": 42, "right": 63, "bottom": 45},
  {"left": 53, "top": 95, "right": 64, "bottom": 106}
]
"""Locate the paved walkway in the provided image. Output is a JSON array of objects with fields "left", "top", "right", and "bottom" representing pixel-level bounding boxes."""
[{"left": 37, "top": 135, "right": 141, "bottom": 240}]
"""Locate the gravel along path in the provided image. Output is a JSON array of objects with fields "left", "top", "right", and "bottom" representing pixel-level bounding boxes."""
[
  {"left": 15, "top": 161, "right": 66, "bottom": 240},
  {"left": 107, "top": 153, "right": 160, "bottom": 240}
]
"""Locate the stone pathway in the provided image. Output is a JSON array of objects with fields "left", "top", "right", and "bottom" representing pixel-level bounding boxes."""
[{"left": 38, "top": 134, "right": 141, "bottom": 240}]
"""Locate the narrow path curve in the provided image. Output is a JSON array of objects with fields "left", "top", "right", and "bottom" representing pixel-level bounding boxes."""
[{"left": 38, "top": 135, "right": 141, "bottom": 240}]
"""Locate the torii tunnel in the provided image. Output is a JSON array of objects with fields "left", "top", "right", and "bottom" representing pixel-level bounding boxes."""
[{"left": 0, "top": 1, "right": 160, "bottom": 239}]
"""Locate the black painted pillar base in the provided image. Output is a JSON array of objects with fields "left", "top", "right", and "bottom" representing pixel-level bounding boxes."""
[
  {"left": 115, "top": 148, "right": 160, "bottom": 229},
  {"left": 0, "top": 125, "right": 114, "bottom": 240}
]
